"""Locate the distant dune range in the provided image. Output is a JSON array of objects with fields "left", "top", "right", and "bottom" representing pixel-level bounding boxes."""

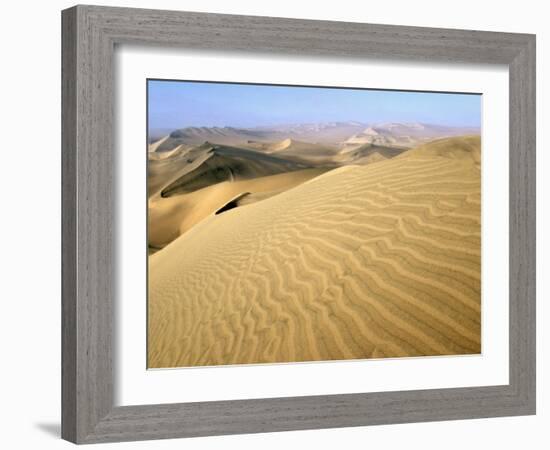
[
  {"left": 150, "top": 121, "right": 479, "bottom": 148},
  {"left": 148, "top": 133, "right": 482, "bottom": 368},
  {"left": 148, "top": 122, "right": 480, "bottom": 252}
]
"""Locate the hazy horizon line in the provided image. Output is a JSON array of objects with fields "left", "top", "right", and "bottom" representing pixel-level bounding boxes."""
[{"left": 149, "top": 120, "right": 481, "bottom": 134}]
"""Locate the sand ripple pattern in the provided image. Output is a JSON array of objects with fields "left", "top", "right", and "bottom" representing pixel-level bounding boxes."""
[{"left": 148, "top": 137, "right": 481, "bottom": 368}]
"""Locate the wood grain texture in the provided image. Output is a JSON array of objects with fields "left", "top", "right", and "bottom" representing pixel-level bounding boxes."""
[
  {"left": 62, "top": 5, "right": 114, "bottom": 442},
  {"left": 508, "top": 35, "right": 536, "bottom": 409},
  {"left": 61, "top": 7, "right": 77, "bottom": 442},
  {"left": 61, "top": 4, "right": 536, "bottom": 444}
]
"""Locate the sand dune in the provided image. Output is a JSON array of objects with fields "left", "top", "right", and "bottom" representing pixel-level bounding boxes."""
[
  {"left": 148, "top": 143, "right": 209, "bottom": 197},
  {"left": 149, "top": 122, "right": 480, "bottom": 153},
  {"left": 266, "top": 139, "right": 340, "bottom": 164},
  {"left": 148, "top": 168, "right": 328, "bottom": 250},
  {"left": 150, "top": 122, "right": 367, "bottom": 151},
  {"left": 148, "top": 136, "right": 481, "bottom": 368},
  {"left": 342, "top": 123, "right": 480, "bottom": 148},
  {"left": 399, "top": 135, "right": 481, "bottom": 167},
  {"left": 336, "top": 143, "right": 407, "bottom": 163},
  {"left": 148, "top": 135, "right": 170, "bottom": 153},
  {"left": 159, "top": 144, "right": 309, "bottom": 197},
  {"left": 249, "top": 138, "right": 338, "bottom": 158},
  {"left": 148, "top": 141, "right": 326, "bottom": 251},
  {"left": 356, "top": 151, "right": 387, "bottom": 165},
  {"left": 148, "top": 144, "right": 192, "bottom": 161},
  {"left": 153, "top": 126, "right": 273, "bottom": 150}
]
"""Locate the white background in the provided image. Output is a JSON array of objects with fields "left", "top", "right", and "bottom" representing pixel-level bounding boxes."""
[
  {"left": 0, "top": 0, "right": 547, "bottom": 449},
  {"left": 117, "top": 47, "right": 509, "bottom": 405}
]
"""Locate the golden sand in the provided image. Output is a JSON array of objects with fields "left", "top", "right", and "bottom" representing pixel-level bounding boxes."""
[{"left": 148, "top": 136, "right": 481, "bottom": 368}]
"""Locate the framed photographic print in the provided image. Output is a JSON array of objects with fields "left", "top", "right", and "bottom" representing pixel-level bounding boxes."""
[{"left": 61, "top": 5, "right": 536, "bottom": 444}]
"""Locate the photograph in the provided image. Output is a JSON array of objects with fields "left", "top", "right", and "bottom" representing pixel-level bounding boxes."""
[{"left": 147, "top": 80, "right": 482, "bottom": 369}]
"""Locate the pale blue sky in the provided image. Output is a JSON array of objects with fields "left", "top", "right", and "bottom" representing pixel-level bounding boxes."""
[{"left": 148, "top": 79, "right": 481, "bottom": 132}]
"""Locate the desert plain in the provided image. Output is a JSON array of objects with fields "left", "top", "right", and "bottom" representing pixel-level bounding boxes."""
[{"left": 147, "top": 122, "right": 482, "bottom": 368}]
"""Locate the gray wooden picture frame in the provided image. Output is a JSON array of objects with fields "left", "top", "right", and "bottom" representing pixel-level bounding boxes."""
[{"left": 61, "top": 4, "right": 536, "bottom": 444}]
